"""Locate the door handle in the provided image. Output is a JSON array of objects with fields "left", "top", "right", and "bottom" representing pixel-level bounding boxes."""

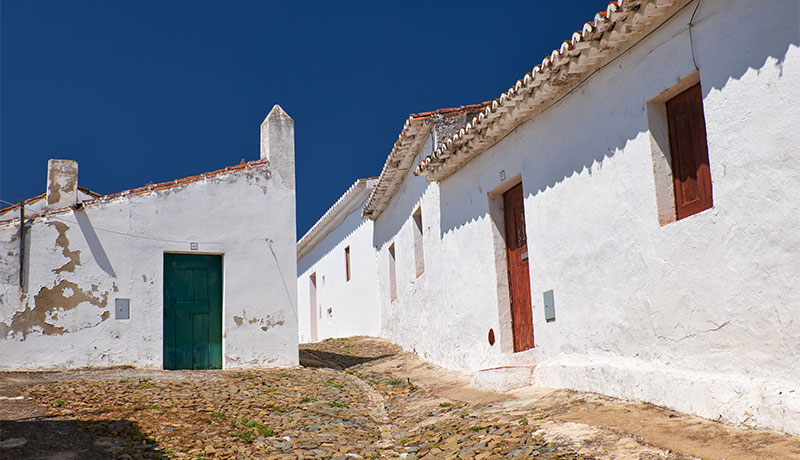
[{"left": 521, "top": 252, "right": 529, "bottom": 261}]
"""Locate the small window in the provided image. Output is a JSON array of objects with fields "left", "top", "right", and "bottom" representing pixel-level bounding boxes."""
[
  {"left": 344, "top": 246, "right": 351, "bottom": 282},
  {"left": 666, "top": 83, "right": 713, "bottom": 220},
  {"left": 388, "top": 243, "right": 397, "bottom": 302},
  {"left": 309, "top": 273, "right": 318, "bottom": 341},
  {"left": 412, "top": 208, "right": 424, "bottom": 277}
]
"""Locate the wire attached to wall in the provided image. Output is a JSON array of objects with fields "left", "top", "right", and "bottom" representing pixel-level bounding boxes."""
[
  {"left": 266, "top": 238, "right": 299, "bottom": 322},
  {"left": 489, "top": 0, "right": 702, "bottom": 151},
  {"left": 689, "top": 0, "right": 704, "bottom": 71},
  {"left": 34, "top": 216, "right": 299, "bottom": 323},
  {"left": 46, "top": 215, "right": 269, "bottom": 245}
]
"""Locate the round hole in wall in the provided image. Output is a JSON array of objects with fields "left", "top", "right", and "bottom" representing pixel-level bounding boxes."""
[{"left": 488, "top": 328, "right": 496, "bottom": 346}]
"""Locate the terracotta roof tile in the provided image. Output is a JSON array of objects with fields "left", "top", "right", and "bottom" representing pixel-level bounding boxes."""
[
  {"left": 0, "top": 159, "right": 269, "bottom": 225},
  {"left": 361, "top": 102, "right": 491, "bottom": 219},
  {"left": 0, "top": 186, "right": 101, "bottom": 216},
  {"left": 415, "top": 0, "right": 693, "bottom": 180},
  {"left": 93, "top": 158, "right": 268, "bottom": 203},
  {"left": 410, "top": 102, "right": 493, "bottom": 121},
  {"left": 361, "top": 0, "right": 690, "bottom": 218}
]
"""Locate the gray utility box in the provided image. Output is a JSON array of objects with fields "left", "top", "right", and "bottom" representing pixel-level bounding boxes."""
[
  {"left": 543, "top": 290, "right": 555, "bottom": 322},
  {"left": 115, "top": 298, "right": 130, "bottom": 320}
]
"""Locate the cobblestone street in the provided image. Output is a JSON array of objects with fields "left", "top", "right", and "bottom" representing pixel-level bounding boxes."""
[{"left": 2, "top": 337, "right": 799, "bottom": 460}]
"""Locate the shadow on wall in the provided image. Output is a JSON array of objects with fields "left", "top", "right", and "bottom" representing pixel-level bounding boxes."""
[
  {"left": 298, "top": 211, "right": 369, "bottom": 275},
  {"left": 299, "top": 348, "right": 391, "bottom": 370},
  {"left": 0, "top": 419, "right": 158, "bottom": 459},
  {"left": 73, "top": 209, "right": 116, "bottom": 278},
  {"left": 438, "top": 0, "right": 797, "bottom": 236},
  {"left": 371, "top": 171, "right": 430, "bottom": 251}
]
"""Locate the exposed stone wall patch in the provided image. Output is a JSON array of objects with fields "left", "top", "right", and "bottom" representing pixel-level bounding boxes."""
[{"left": 49, "top": 222, "right": 81, "bottom": 274}]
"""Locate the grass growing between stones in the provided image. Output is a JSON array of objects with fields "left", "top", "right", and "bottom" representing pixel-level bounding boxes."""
[
  {"left": 22, "top": 367, "right": 381, "bottom": 459},
  {"left": 19, "top": 338, "right": 595, "bottom": 460}
]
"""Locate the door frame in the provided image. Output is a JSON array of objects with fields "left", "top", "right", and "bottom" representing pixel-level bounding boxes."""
[
  {"left": 162, "top": 251, "right": 225, "bottom": 369},
  {"left": 503, "top": 182, "right": 534, "bottom": 352},
  {"left": 488, "top": 176, "right": 534, "bottom": 354}
]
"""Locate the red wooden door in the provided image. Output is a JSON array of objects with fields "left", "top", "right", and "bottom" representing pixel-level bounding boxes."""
[{"left": 504, "top": 183, "right": 534, "bottom": 352}]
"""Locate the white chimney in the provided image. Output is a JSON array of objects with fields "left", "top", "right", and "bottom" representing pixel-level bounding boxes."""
[
  {"left": 260, "top": 104, "right": 295, "bottom": 189},
  {"left": 46, "top": 159, "right": 78, "bottom": 209}
]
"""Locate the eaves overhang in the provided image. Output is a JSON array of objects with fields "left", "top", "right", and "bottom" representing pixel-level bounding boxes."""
[
  {"left": 298, "top": 177, "right": 377, "bottom": 259},
  {"left": 415, "top": 0, "right": 694, "bottom": 182},
  {"left": 362, "top": 102, "right": 492, "bottom": 220}
]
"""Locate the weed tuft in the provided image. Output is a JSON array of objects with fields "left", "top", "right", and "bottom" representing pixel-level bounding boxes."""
[
  {"left": 230, "top": 432, "right": 253, "bottom": 443},
  {"left": 240, "top": 418, "right": 275, "bottom": 437}
]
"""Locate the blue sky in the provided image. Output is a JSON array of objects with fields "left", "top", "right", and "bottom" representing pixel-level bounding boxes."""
[{"left": 1, "top": 0, "right": 604, "bottom": 236}]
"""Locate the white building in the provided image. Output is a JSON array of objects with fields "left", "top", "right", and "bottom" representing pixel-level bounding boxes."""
[
  {"left": 0, "top": 186, "right": 101, "bottom": 221},
  {"left": 299, "top": 0, "right": 800, "bottom": 436},
  {"left": 0, "top": 105, "right": 299, "bottom": 370},
  {"left": 297, "top": 178, "right": 379, "bottom": 342}
]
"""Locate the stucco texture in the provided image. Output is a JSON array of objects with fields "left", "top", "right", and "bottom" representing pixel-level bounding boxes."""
[
  {"left": 371, "top": 0, "right": 800, "bottom": 436},
  {"left": 0, "top": 162, "right": 298, "bottom": 370},
  {"left": 297, "top": 194, "right": 380, "bottom": 343}
]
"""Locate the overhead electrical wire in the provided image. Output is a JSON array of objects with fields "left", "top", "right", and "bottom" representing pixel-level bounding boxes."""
[{"left": 46, "top": 215, "right": 271, "bottom": 245}]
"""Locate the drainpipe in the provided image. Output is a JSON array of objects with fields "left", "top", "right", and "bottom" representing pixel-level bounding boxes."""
[{"left": 18, "top": 199, "right": 24, "bottom": 288}]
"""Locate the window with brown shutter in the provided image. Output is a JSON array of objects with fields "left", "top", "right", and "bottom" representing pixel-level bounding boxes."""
[
  {"left": 344, "top": 246, "right": 351, "bottom": 282},
  {"left": 666, "top": 83, "right": 713, "bottom": 220},
  {"left": 412, "top": 208, "right": 424, "bottom": 277},
  {"left": 388, "top": 243, "right": 397, "bottom": 302}
]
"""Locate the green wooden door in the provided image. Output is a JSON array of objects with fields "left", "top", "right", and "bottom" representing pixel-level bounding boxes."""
[{"left": 163, "top": 253, "right": 222, "bottom": 370}]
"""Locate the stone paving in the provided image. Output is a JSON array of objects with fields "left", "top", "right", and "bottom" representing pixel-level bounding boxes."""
[
  {"left": 4, "top": 337, "right": 800, "bottom": 460},
  {"left": 3, "top": 338, "right": 586, "bottom": 460}
]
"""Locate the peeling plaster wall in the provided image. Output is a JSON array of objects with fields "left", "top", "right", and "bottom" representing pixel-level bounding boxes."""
[
  {"left": 45, "top": 160, "right": 79, "bottom": 209},
  {"left": 0, "top": 163, "right": 298, "bottom": 370},
  {"left": 0, "top": 190, "right": 99, "bottom": 222},
  {"left": 375, "top": 0, "right": 800, "bottom": 436},
  {"left": 297, "top": 195, "right": 379, "bottom": 343}
]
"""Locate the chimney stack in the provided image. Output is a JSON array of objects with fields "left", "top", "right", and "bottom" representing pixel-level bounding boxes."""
[
  {"left": 46, "top": 159, "right": 79, "bottom": 209},
  {"left": 260, "top": 104, "right": 295, "bottom": 189}
]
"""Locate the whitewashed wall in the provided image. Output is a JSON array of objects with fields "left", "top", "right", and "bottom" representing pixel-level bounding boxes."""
[
  {"left": 374, "top": 137, "right": 496, "bottom": 371},
  {"left": 0, "top": 189, "right": 98, "bottom": 222},
  {"left": 297, "top": 194, "right": 379, "bottom": 343},
  {"left": 0, "top": 161, "right": 299, "bottom": 370},
  {"left": 375, "top": 0, "right": 800, "bottom": 435}
]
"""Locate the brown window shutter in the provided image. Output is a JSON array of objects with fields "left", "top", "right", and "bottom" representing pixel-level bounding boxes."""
[
  {"left": 344, "top": 246, "right": 351, "bottom": 282},
  {"left": 666, "top": 83, "right": 713, "bottom": 220},
  {"left": 388, "top": 243, "right": 397, "bottom": 302}
]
